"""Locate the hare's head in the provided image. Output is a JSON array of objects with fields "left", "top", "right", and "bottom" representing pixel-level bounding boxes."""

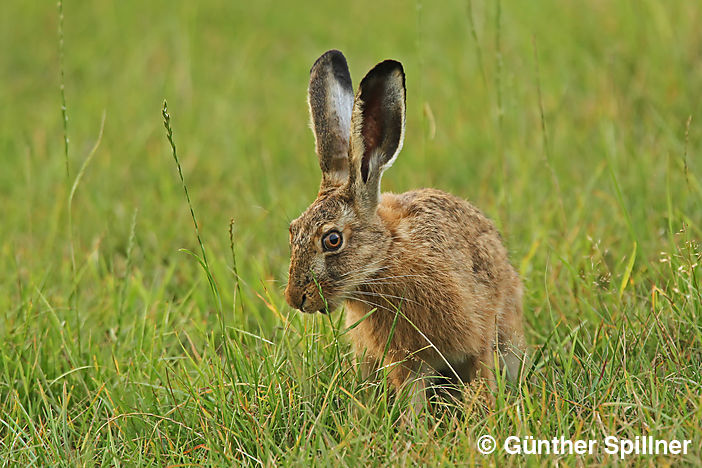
[{"left": 285, "top": 50, "right": 406, "bottom": 313}]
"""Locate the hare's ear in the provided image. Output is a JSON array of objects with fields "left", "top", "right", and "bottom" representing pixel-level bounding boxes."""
[
  {"left": 308, "top": 50, "right": 354, "bottom": 189},
  {"left": 348, "top": 59, "right": 405, "bottom": 211}
]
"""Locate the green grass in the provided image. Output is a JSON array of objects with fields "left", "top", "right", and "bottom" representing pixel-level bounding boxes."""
[{"left": 1, "top": 0, "right": 701, "bottom": 465}]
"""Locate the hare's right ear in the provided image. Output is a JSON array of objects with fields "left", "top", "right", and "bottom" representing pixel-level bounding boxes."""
[
  {"left": 308, "top": 50, "right": 354, "bottom": 189},
  {"left": 348, "top": 59, "right": 406, "bottom": 213}
]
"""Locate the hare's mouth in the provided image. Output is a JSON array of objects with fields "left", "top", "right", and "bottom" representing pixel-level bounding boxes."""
[{"left": 297, "top": 287, "right": 338, "bottom": 314}]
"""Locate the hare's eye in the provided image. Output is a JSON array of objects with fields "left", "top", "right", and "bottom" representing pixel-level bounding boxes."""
[{"left": 322, "top": 230, "right": 343, "bottom": 252}]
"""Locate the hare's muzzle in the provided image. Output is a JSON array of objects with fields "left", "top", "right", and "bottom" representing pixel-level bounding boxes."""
[
  {"left": 285, "top": 282, "right": 329, "bottom": 314},
  {"left": 284, "top": 284, "right": 305, "bottom": 311}
]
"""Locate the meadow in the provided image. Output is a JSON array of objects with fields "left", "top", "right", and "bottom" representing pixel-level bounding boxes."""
[{"left": 0, "top": 0, "right": 700, "bottom": 465}]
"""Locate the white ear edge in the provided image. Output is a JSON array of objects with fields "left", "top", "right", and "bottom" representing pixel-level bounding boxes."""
[
  {"left": 373, "top": 114, "right": 404, "bottom": 200},
  {"left": 328, "top": 79, "right": 354, "bottom": 144},
  {"left": 380, "top": 114, "right": 405, "bottom": 174}
]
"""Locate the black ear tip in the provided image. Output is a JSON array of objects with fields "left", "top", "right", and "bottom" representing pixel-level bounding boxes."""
[
  {"left": 324, "top": 49, "right": 347, "bottom": 62},
  {"left": 311, "top": 49, "right": 347, "bottom": 72},
  {"left": 310, "top": 50, "right": 352, "bottom": 89},
  {"left": 362, "top": 59, "right": 405, "bottom": 87},
  {"left": 376, "top": 59, "right": 404, "bottom": 74}
]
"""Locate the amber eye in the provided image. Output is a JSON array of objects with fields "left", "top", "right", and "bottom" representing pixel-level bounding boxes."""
[{"left": 322, "top": 230, "right": 343, "bottom": 251}]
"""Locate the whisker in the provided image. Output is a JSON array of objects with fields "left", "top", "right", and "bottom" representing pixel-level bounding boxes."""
[
  {"left": 340, "top": 263, "right": 390, "bottom": 277},
  {"left": 352, "top": 290, "right": 424, "bottom": 308},
  {"left": 341, "top": 256, "right": 393, "bottom": 274},
  {"left": 361, "top": 274, "right": 429, "bottom": 283},
  {"left": 365, "top": 273, "right": 427, "bottom": 280},
  {"left": 341, "top": 294, "right": 400, "bottom": 315}
]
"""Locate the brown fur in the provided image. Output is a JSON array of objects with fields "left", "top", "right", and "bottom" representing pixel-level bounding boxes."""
[{"left": 285, "top": 51, "right": 526, "bottom": 411}]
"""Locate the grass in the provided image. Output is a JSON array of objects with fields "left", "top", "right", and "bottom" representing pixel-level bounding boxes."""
[{"left": 0, "top": 0, "right": 701, "bottom": 465}]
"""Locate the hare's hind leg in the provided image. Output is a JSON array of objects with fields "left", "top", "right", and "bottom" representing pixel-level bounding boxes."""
[
  {"left": 497, "top": 283, "right": 527, "bottom": 382},
  {"left": 385, "top": 356, "right": 434, "bottom": 423},
  {"left": 475, "top": 346, "right": 497, "bottom": 405},
  {"left": 498, "top": 335, "right": 526, "bottom": 382}
]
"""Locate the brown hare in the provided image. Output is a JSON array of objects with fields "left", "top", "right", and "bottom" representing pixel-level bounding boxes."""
[{"left": 284, "top": 50, "right": 525, "bottom": 411}]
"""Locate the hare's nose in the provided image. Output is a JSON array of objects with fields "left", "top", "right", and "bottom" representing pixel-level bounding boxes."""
[{"left": 284, "top": 284, "right": 307, "bottom": 311}]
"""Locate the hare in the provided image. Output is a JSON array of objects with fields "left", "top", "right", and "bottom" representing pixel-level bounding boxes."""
[{"left": 285, "top": 50, "right": 525, "bottom": 410}]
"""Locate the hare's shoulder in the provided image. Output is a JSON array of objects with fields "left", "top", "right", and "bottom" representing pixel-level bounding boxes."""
[
  {"left": 378, "top": 188, "right": 497, "bottom": 238},
  {"left": 378, "top": 189, "right": 512, "bottom": 285}
]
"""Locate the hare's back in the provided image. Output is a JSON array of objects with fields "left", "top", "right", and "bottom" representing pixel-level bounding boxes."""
[{"left": 378, "top": 188, "right": 512, "bottom": 281}]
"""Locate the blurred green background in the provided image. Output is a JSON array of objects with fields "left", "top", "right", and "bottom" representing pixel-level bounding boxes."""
[{"left": 0, "top": 0, "right": 700, "bottom": 465}]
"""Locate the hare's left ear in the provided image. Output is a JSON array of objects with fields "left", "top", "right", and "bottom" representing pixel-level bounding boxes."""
[
  {"left": 308, "top": 50, "right": 354, "bottom": 189},
  {"left": 348, "top": 60, "right": 406, "bottom": 211}
]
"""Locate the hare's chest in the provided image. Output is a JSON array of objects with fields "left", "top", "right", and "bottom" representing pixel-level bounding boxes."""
[
  {"left": 344, "top": 299, "right": 398, "bottom": 359},
  {"left": 343, "top": 297, "right": 439, "bottom": 362}
]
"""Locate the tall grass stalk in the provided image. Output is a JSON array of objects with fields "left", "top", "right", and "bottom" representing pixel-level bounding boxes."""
[
  {"left": 118, "top": 207, "right": 138, "bottom": 319},
  {"left": 161, "top": 100, "right": 235, "bottom": 381},
  {"left": 493, "top": 0, "right": 509, "bottom": 227},
  {"left": 465, "top": 0, "right": 487, "bottom": 90},
  {"left": 57, "top": 0, "right": 69, "bottom": 181},
  {"left": 228, "top": 218, "right": 245, "bottom": 317},
  {"left": 683, "top": 115, "right": 692, "bottom": 190},
  {"left": 415, "top": 0, "right": 428, "bottom": 159}
]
